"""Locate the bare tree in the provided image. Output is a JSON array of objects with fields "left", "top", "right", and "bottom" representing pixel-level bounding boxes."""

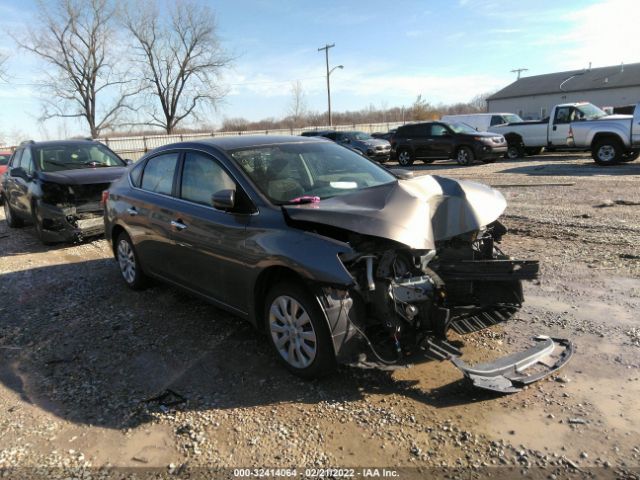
[
  {"left": 286, "top": 80, "right": 307, "bottom": 127},
  {"left": 123, "top": 0, "right": 231, "bottom": 134},
  {"left": 14, "top": 0, "right": 137, "bottom": 138},
  {"left": 0, "top": 52, "right": 7, "bottom": 81}
]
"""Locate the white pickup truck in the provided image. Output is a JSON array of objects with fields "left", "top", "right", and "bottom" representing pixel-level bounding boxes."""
[
  {"left": 567, "top": 102, "right": 639, "bottom": 165},
  {"left": 489, "top": 102, "right": 614, "bottom": 159}
]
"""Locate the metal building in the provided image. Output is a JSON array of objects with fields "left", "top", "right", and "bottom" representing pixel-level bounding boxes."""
[{"left": 486, "top": 63, "right": 640, "bottom": 120}]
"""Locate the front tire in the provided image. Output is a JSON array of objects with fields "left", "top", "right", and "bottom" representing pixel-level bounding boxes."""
[
  {"left": 456, "top": 146, "right": 474, "bottom": 166},
  {"left": 265, "top": 282, "right": 336, "bottom": 378},
  {"left": 3, "top": 197, "right": 23, "bottom": 228},
  {"left": 116, "top": 231, "right": 148, "bottom": 290},
  {"left": 396, "top": 148, "right": 414, "bottom": 166},
  {"left": 592, "top": 138, "right": 623, "bottom": 165},
  {"left": 506, "top": 144, "right": 524, "bottom": 159}
]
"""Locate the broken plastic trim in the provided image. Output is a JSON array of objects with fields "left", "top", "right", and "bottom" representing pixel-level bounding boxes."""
[{"left": 450, "top": 336, "right": 574, "bottom": 393}]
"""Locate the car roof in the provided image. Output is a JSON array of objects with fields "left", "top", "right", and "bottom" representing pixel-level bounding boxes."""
[
  {"left": 178, "top": 135, "right": 330, "bottom": 151},
  {"left": 21, "top": 140, "right": 101, "bottom": 148}
]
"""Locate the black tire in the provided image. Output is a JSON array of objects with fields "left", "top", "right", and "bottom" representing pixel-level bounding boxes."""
[
  {"left": 3, "top": 196, "right": 24, "bottom": 228},
  {"left": 421, "top": 158, "right": 435, "bottom": 164},
  {"left": 455, "top": 146, "right": 474, "bottom": 166},
  {"left": 505, "top": 144, "right": 524, "bottom": 160},
  {"left": 396, "top": 148, "right": 414, "bottom": 166},
  {"left": 32, "top": 202, "right": 55, "bottom": 245},
  {"left": 621, "top": 151, "right": 639, "bottom": 163},
  {"left": 592, "top": 138, "right": 623, "bottom": 165},
  {"left": 264, "top": 282, "right": 336, "bottom": 378},
  {"left": 115, "top": 230, "right": 148, "bottom": 290},
  {"left": 524, "top": 147, "right": 543, "bottom": 156}
]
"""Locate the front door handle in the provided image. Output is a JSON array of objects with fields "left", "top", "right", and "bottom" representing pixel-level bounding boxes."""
[
  {"left": 553, "top": 125, "right": 557, "bottom": 131},
  {"left": 127, "top": 207, "right": 138, "bottom": 216},
  {"left": 171, "top": 219, "right": 187, "bottom": 231}
]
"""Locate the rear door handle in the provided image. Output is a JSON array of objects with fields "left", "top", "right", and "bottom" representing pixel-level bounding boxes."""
[
  {"left": 171, "top": 219, "right": 187, "bottom": 231},
  {"left": 127, "top": 207, "right": 138, "bottom": 216},
  {"left": 552, "top": 126, "right": 557, "bottom": 131}
]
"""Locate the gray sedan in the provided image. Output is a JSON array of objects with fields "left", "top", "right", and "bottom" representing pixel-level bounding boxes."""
[{"left": 104, "top": 135, "right": 571, "bottom": 390}]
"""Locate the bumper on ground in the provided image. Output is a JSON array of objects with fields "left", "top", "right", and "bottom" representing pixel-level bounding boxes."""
[{"left": 38, "top": 201, "right": 105, "bottom": 242}]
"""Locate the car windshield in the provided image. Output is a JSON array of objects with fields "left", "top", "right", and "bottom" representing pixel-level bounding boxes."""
[
  {"left": 33, "top": 143, "right": 125, "bottom": 172},
  {"left": 231, "top": 142, "right": 397, "bottom": 204},
  {"left": 0, "top": 154, "right": 10, "bottom": 166},
  {"left": 448, "top": 122, "right": 478, "bottom": 134},
  {"left": 347, "top": 131, "right": 373, "bottom": 141},
  {"left": 576, "top": 103, "right": 607, "bottom": 120}
]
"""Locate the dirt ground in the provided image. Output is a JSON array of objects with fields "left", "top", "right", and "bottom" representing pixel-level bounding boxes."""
[{"left": 0, "top": 152, "right": 639, "bottom": 479}]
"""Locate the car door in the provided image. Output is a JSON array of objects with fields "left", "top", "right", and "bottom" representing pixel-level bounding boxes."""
[
  {"left": 549, "top": 106, "right": 573, "bottom": 146},
  {"left": 4, "top": 149, "right": 23, "bottom": 214},
  {"left": 126, "top": 151, "right": 182, "bottom": 281},
  {"left": 168, "top": 150, "right": 253, "bottom": 312},
  {"left": 11, "top": 148, "right": 35, "bottom": 217},
  {"left": 405, "top": 124, "right": 431, "bottom": 159},
  {"left": 427, "top": 123, "right": 456, "bottom": 158}
]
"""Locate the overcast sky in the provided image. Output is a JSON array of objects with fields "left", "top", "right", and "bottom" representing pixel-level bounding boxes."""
[{"left": 0, "top": 0, "right": 638, "bottom": 144}]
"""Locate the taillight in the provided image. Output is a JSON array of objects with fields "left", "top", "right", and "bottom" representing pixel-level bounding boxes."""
[{"left": 101, "top": 190, "right": 110, "bottom": 206}]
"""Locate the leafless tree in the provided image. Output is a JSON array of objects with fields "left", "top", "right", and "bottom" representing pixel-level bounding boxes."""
[
  {"left": 286, "top": 80, "right": 307, "bottom": 127},
  {"left": 0, "top": 52, "right": 7, "bottom": 81},
  {"left": 123, "top": 0, "right": 231, "bottom": 134},
  {"left": 14, "top": 0, "right": 138, "bottom": 138}
]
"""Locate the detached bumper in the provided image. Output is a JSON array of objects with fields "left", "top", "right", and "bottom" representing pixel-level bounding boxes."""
[
  {"left": 451, "top": 336, "right": 574, "bottom": 393},
  {"left": 38, "top": 201, "right": 105, "bottom": 242}
]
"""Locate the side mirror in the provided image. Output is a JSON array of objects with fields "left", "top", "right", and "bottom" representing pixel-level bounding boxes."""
[
  {"left": 10, "top": 167, "right": 27, "bottom": 179},
  {"left": 124, "top": 159, "right": 134, "bottom": 165},
  {"left": 441, "top": 132, "right": 451, "bottom": 137},
  {"left": 343, "top": 138, "right": 351, "bottom": 143},
  {"left": 211, "top": 189, "right": 235, "bottom": 210}
]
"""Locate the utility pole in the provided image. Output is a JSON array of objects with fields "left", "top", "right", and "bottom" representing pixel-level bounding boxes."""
[
  {"left": 318, "top": 43, "right": 335, "bottom": 127},
  {"left": 511, "top": 68, "right": 528, "bottom": 80}
]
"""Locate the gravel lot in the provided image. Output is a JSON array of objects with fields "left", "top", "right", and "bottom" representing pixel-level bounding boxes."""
[{"left": 0, "top": 152, "right": 639, "bottom": 479}]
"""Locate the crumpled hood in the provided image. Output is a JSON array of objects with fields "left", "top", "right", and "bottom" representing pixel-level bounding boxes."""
[
  {"left": 38, "top": 167, "right": 127, "bottom": 185},
  {"left": 283, "top": 175, "right": 506, "bottom": 250}
]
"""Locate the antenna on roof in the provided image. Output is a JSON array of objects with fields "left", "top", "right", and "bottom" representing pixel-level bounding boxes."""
[
  {"left": 510, "top": 68, "right": 528, "bottom": 79},
  {"left": 621, "top": 62, "right": 624, "bottom": 73}
]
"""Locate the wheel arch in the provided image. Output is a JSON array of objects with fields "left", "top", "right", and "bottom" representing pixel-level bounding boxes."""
[
  {"left": 503, "top": 132, "right": 524, "bottom": 147},
  {"left": 252, "top": 265, "right": 310, "bottom": 332},
  {"left": 110, "top": 224, "right": 127, "bottom": 257},
  {"left": 591, "top": 132, "right": 624, "bottom": 150}
]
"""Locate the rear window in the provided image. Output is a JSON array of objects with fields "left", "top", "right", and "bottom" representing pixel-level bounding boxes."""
[{"left": 141, "top": 153, "right": 179, "bottom": 195}]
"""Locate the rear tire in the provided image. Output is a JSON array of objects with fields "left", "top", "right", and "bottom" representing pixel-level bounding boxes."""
[
  {"left": 621, "top": 151, "right": 639, "bottom": 162},
  {"left": 116, "top": 231, "right": 148, "bottom": 290},
  {"left": 397, "top": 148, "right": 414, "bottom": 166},
  {"left": 592, "top": 138, "right": 623, "bottom": 165},
  {"left": 3, "top": 196, "right": 23, "bottom": 228},
  {"left": 265, "top": 282, "right": 336, "bottom": 378},
  {"left": 455, "top": 146, "right": 474, "bottom": 166}
]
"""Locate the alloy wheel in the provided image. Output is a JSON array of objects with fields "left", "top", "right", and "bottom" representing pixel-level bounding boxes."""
[
  {"left": 117, "top": 239, "right": 136, "bottom": 284},
  {"left": 398, "top": 150, "right": 411, "bottom": 166},
  {"left": 269, "top": 295, "right": 317, "bottom": 369},
  {"left": 457, "top": 149, "right": 470, "bottom": 165},
  {"left": 597, "top": 145, "right": 616, "bottom": 163}
]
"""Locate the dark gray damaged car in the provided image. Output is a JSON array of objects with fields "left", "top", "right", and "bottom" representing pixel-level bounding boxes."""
[{"left": 104, "top": 136, "right": 572, "bottom": 393}]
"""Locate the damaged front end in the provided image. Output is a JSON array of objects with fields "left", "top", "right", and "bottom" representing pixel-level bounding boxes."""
[
  {"left": 285, "top": 176, "right": 573, "bottom": 393},
  {"left": 38, "top": 181, "right": 110, "bottom": 242}
]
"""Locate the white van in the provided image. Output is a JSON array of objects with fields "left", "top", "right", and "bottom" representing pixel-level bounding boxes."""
[{"left": 441, "top": 113, "right": 523, "bottom": 132}]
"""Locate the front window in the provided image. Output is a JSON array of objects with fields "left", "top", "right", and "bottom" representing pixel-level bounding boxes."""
[
  {"left": 231, "top": 142, "right": 396, "bottom": 204},
  {"left": 448, "top": 122, "right": 477, "bottom": 134},
  {"left": 33, "top": 143, "right": 125, "bottom": 172}
]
